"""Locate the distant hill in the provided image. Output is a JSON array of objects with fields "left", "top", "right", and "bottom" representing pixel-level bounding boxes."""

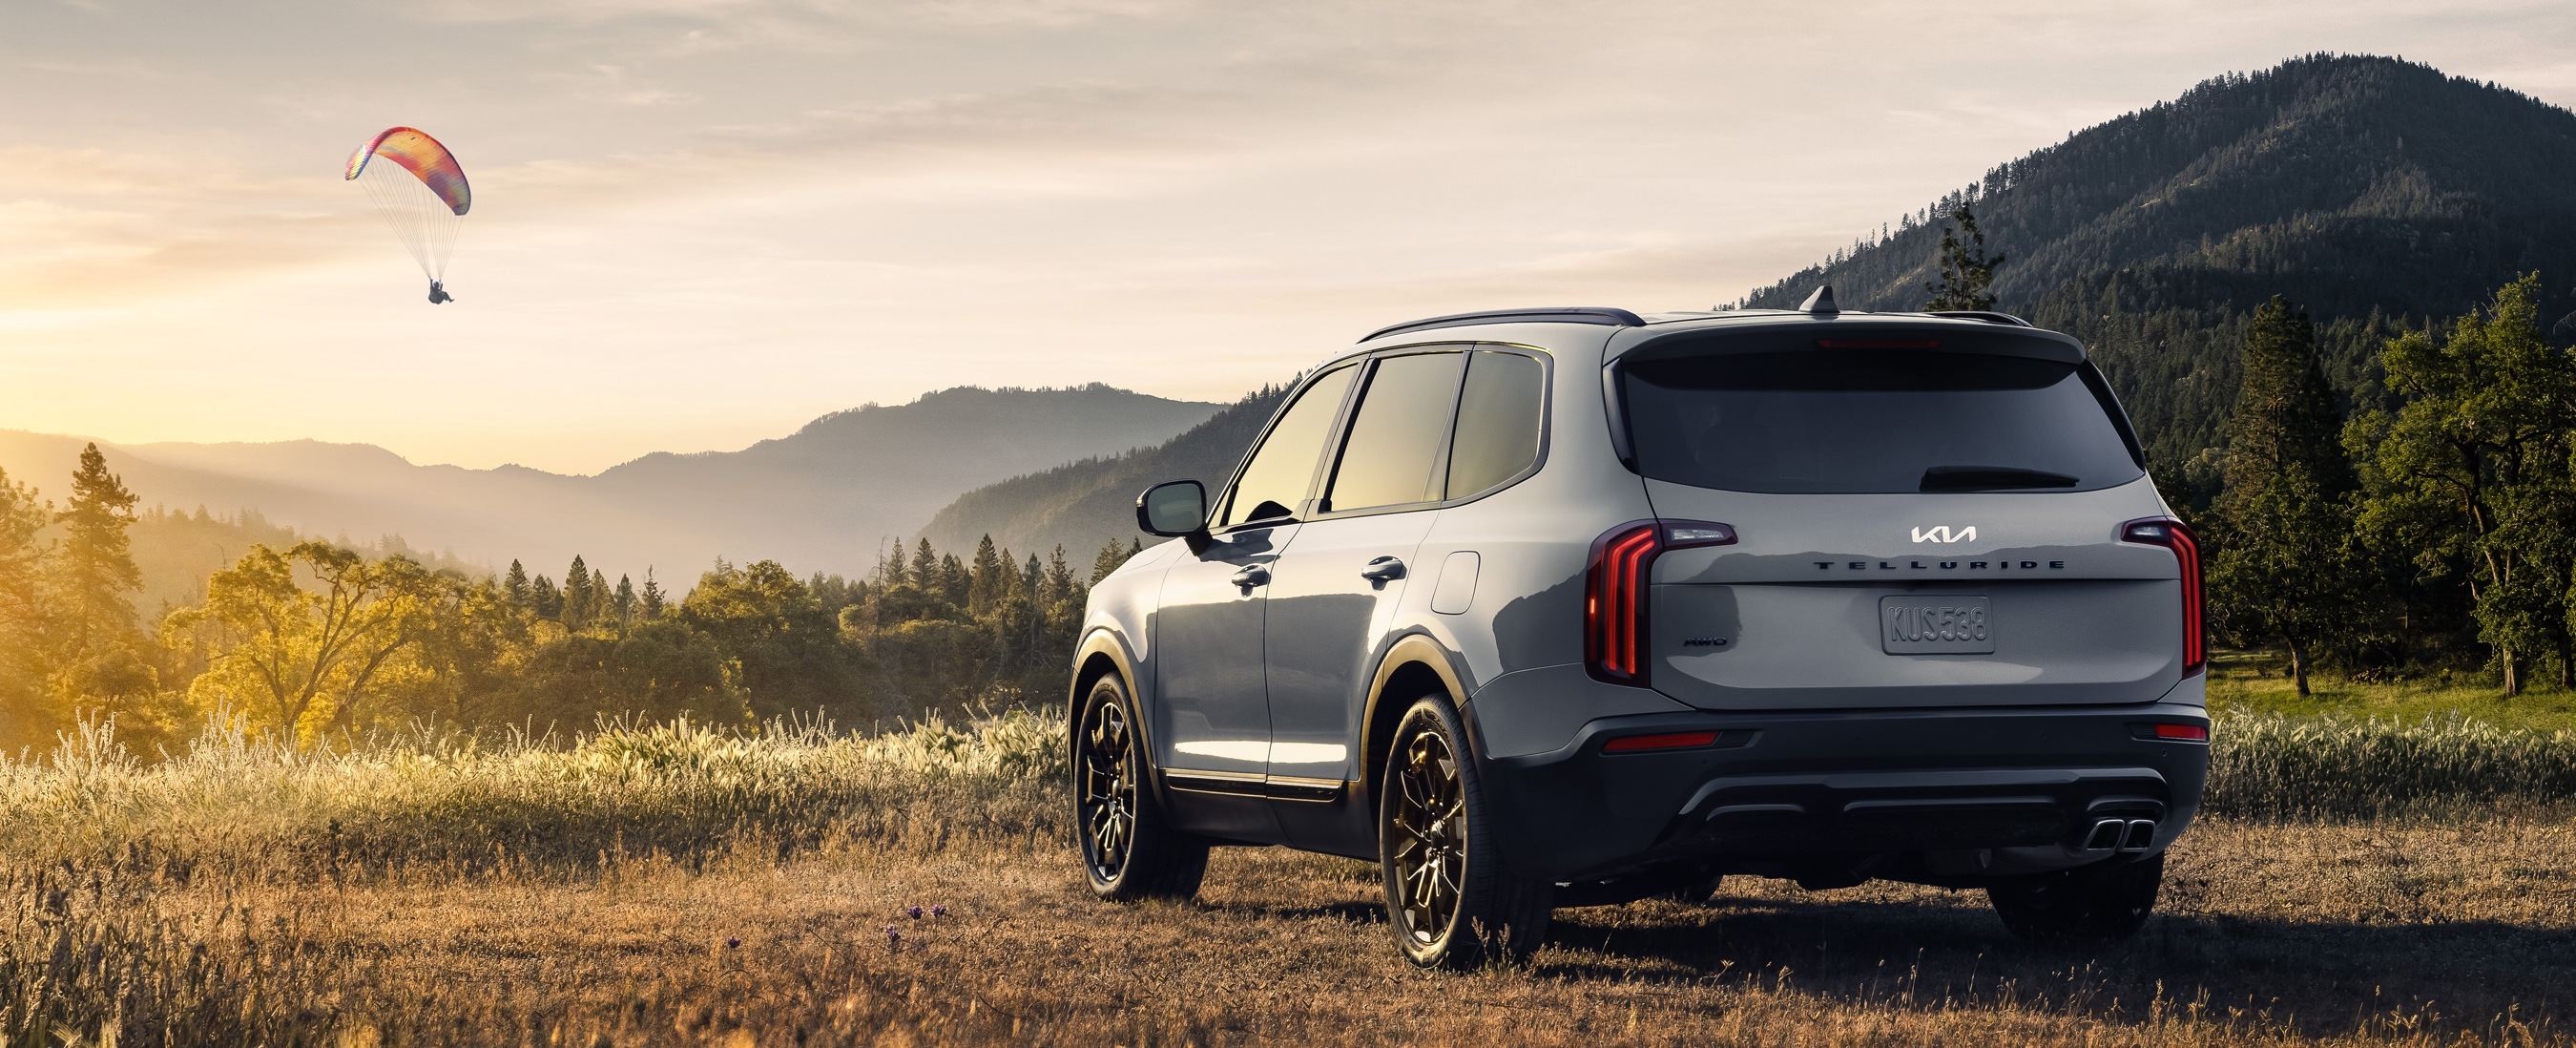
[
  {"left": 1741, "top": 53, "right": 2576, "bottom": 492},
  {"left": 0, "top": 385, "right": 1220, "bottom": 586},
  {"left": 918, "top": 386, "right": 1291, "bottom": 558}
]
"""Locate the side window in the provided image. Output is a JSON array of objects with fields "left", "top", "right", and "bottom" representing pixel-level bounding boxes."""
[
  {"left": 1217, "top": 363, "right": 1359, "bottom": 529},
  {"left": 1323, "top": 352, "right": 1467, "bottom": 513},
  {"left": 1444, "top": 351, "right": 1546, "bottom": 499}
]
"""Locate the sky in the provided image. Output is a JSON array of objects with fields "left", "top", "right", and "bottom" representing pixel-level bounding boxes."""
[{"left": 4, "top": 0, "right": 2573, "bottom": 474}]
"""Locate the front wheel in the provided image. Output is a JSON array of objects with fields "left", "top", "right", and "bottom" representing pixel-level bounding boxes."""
[
  {"left": 1986, "top": 852, "right": 2164, "bottom": 944},
  {"left": 1075, "top": 674, "right": 1208, "bottom": 901},
  {"left": 1379, "top": 695, "right": 1551, "bottom": 969}
]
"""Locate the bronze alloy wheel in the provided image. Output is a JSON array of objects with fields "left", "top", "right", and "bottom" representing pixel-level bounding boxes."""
[
  {"left": 1078, "top": 691, "right": 1138, "bottom": 884},
  {"left": 1072, "top": 674, "right": 1208, "bottom": 901},
  {"left": 1388, "top": 727, "right": 1466, "bottom": 945},
  {"left": 1377, "top": 695, "right": 1550, "bottom": 969}
]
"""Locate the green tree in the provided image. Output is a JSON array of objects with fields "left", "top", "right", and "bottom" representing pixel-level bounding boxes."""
[
  {"left": 0, "top": 469, "right": 52, "bottom": 751},
  {"left": 681, "top": 559, "right": 872, "bottom": 720},
  {"left": 613, "top": 574, "right": 637, "bottom": 624},
  {"left": 52, "top": 444, "right": 142, "bottom": 651},
  {"left": 561, "top": 555, "right": 595, "bottom": 630},
  {"left": 640, "top": 567, "right": 667, "bottom": 618},
  {"left": 1922, "top": 205, "right": 2005, "bottom": 312},
  {"left": 2207, "top": 297, "right": 2367, "bottom": 694},
  {"left": 167, "top": 541, "right": 444, "bottom": 743},
  {"left": 1091, "top": 539, "right": 1132, "bottom": 584},
  {"left": 966, "top": 535, "right": 1008, "bottom": 616},
  {"left": 503, "top": 559, "right": 530, "bottom": 608},
  {"left": 2351, "top": 274, "right": 2576, "bottom": 694}
]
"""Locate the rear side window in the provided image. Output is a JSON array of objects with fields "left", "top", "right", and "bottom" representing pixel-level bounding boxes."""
[
  {"left": 1220, "top": 363, "right": 1358, "bottom": 528},
  {"left": 1324, "top": 352, "right": 1465, "bottom": 513},
  {"left": 1622, "top": 350, "right": 2142, "bottom": 494},
  {"left": 1445, "top": 351, "right": 1546, "bottom": 498}
]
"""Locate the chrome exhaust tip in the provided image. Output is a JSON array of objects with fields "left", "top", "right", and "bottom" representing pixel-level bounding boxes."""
[
  {"left": 2119, "top": 818, "right": 2157, "bottom": 852},
  {"left": 2082, "top": 818, "right": 2126, "bottom": 851}
]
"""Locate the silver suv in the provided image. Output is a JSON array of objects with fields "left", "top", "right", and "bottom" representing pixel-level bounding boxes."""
[{"left": 1069, "top": 292, "right": 2210, "bottom": 969}]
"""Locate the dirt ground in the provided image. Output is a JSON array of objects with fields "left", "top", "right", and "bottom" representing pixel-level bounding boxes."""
[{"left": 40, "top": 813, "right": 2566, "bottom": 1047}]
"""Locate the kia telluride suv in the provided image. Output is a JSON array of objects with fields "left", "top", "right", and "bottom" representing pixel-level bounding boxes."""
[{"left": 1068, "top": 290, "right": 2208, "bottom": 969}]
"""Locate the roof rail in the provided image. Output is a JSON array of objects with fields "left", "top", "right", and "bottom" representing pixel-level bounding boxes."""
[
  {"left": 1361, "top": 307, "right": 1647, "bottom": 343},
  {"left": 1924, "top": 310, "right": 2034, "bottom": 327}
]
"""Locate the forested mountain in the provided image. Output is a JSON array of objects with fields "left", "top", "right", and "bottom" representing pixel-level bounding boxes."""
[
  {"left": 920, "top": 386, "right": 1291, "bottom": 557},
  {"left": 1743, "top": 53, "right": 2576, "bottom": 493},
  {"left": 0, "top": 385, "right": 1218, "bottom": 590}
]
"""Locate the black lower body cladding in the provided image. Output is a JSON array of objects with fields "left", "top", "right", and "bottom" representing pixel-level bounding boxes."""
[{"left": 1465, "top": 701, "right": 2210, "bottom": 885}]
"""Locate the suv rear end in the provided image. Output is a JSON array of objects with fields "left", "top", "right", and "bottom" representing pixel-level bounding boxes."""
[{"left": 1480, "top": 307, "right": 2206, "bottom": 926}]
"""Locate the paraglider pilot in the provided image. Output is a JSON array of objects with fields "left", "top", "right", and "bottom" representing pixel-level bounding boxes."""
[{"left": 427, "top": 281, "right": 453, "bottom": 304}]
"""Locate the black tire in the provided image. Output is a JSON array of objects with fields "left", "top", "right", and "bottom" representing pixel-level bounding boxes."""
[
  {"left": 1379, "top": 695, "right": 1552, "bottom": 970},
  {"left": 1074, "top": 674, "right": 1209, "bottom": 902},
  {"left": 1987, "top": 852, "right": 2164, "bottom": 945}
]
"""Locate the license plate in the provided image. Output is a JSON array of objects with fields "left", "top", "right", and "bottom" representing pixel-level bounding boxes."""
[{"left": 1881, "top": 596, "right": 1994, "bottom": 654}]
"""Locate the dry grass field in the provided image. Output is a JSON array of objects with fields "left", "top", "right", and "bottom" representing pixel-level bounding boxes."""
[{"left": 6, "top": 713, "right": 2574, "bottom": 1047}]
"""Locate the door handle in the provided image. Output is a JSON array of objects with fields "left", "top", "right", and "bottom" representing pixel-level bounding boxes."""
[
  {"left": 1231, "top": 565, "right": 1271, "bottom": 588},
  {"left": 1360, "top": 555, "right": 1406, "bottom": 582}
]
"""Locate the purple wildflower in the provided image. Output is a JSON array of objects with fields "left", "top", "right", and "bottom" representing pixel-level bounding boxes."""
[
  {"left": 929, "top": 905, "right": 946, "bottom": 918},
  {"left": 905, "top": 905, "right": 924, "bottom": 920},
  {"left": 884, "top": 924, "right": 902, "bottom": 952},
  {"left": 725, "top": 936, "right": 741, "bottom": 950}
]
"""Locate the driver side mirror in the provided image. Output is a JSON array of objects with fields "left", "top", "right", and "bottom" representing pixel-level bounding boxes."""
[{"left": 1136, "top": 480, "right": 1209, "bottom": 537}]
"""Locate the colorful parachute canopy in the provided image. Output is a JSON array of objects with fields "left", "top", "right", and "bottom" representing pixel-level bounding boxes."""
[
  {"left": 346, "top": 126, "right": 469, "bottom": 284},
  {"left": 344, "top": 127, "right": 470, "bottom": 216}
]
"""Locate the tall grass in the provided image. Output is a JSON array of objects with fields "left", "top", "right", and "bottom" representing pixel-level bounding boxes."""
[
  {"left": 0, "top": 708, "right": 1069, "bottom": 877},
  {"left": 2205, "top": 711, "right": 2576, "bottom": 817}
]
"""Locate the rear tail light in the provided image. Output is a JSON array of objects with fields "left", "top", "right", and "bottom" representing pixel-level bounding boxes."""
[
  {"left": 1586, "top": 519, "right": 1735, "bottom": 686},
  {"left": 2120, "top": 517, "right": 2204, "bottom": 676},
  {"left": 1602, "top": 730, "right": 1722, "bottom": 753},
  {"left": 2130, "top": 722, "right": 2210, "bottom": 743}
]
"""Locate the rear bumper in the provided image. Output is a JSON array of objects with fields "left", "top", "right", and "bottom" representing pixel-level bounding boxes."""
[{"left": 1466, "top": 699, "right": 2209, "bottom": 884}]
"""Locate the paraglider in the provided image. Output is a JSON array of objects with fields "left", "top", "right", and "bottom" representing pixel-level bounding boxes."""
[{"left": 344, "top": 127, "right": 469, "bottom": 304}]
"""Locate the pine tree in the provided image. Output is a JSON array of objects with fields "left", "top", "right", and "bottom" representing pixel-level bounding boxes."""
[
  {"left": 1922, "top": 205, "right": 2005, "bottom": 311},
  {"left": 532, "top": 575, "right": 563, "bottom": 618},
  {"left": 912, "top": 539, "right": 939, "bottom": 591},
  {"left": 562, "top": 555, "right": 595, "bottom": 629},
  {"left": 967, "top": 534, "right": 1007, "bottom": 615},
  {"left": 641, "top": 567, "right": 667, "bottom": 618},
  {"left": 938, "top": 554, "right": 969, "bottom": 606},
  {"left": 504, "top": 559, "right": 530, "bottom": 608},
  {"left": 52, "top": 444, "right": 142, "bottom": 651},
  {"left": 1091, "top": 538, "right": 1138, "bottom": 584},
  {"left": 2208, "top": 296, "right": 2364, "bottom": 695},
  {"left": 1044, "top": 545, "right": 1079, "bottom": 608},
  {"left": 613, "top": 574, "right": 638, "bottom": 623},
  {"left": 0, "top": 467, "right": 52, "bottom": 751}
]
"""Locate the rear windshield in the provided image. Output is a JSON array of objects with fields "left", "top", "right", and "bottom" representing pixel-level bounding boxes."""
[{"left": 1622, "top": 350, "right": 2143, "bottom": 494}]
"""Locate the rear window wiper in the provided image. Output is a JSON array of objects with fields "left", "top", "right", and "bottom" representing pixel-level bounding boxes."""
[{"left": 1920, "top": 466, "right": 2080, "bottom": 492}]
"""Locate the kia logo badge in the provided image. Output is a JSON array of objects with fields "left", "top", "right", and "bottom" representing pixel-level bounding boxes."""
[{"left": 1911, "top": 526, "right": 1977, "bottom": 544}]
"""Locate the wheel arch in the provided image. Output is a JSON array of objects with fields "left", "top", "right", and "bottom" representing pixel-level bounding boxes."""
[
  {"left": 1359, "top": 634, "right": 1471, "bottom": 812},
  {"left": 1071, "top": 628, "right": 1152, "bottom": 766}
]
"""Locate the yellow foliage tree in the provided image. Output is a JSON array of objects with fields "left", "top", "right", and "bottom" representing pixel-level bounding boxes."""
[{"left": 165, "top": 541, "right": 445, "bottom": 744}]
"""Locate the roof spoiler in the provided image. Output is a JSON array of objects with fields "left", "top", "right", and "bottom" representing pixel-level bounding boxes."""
[{"left": 1361, "top": 307, "right": 1646, "bottom": 343}]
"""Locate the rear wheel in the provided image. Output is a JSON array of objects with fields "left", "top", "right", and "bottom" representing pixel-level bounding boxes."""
[
  {"left": 1379, "top": 695, "right": 1551, "bottom": 969},
  {"left": 1987, "top": 852, "right": 2164, "bottom": 944},
  {"left": 1075, "top": 674, "right": 1208, "bottom": 901}
]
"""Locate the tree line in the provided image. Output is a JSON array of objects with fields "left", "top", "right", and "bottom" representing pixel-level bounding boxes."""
[
  {"left": 2207, "top": 272, "right": 2576, "bottom": 696},
  {"left": 0, "top": 445, "right": 1142, "bottom": 754},
  {"left": 1927, "top": 207, "right": 2571, "bottom": 698}
]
